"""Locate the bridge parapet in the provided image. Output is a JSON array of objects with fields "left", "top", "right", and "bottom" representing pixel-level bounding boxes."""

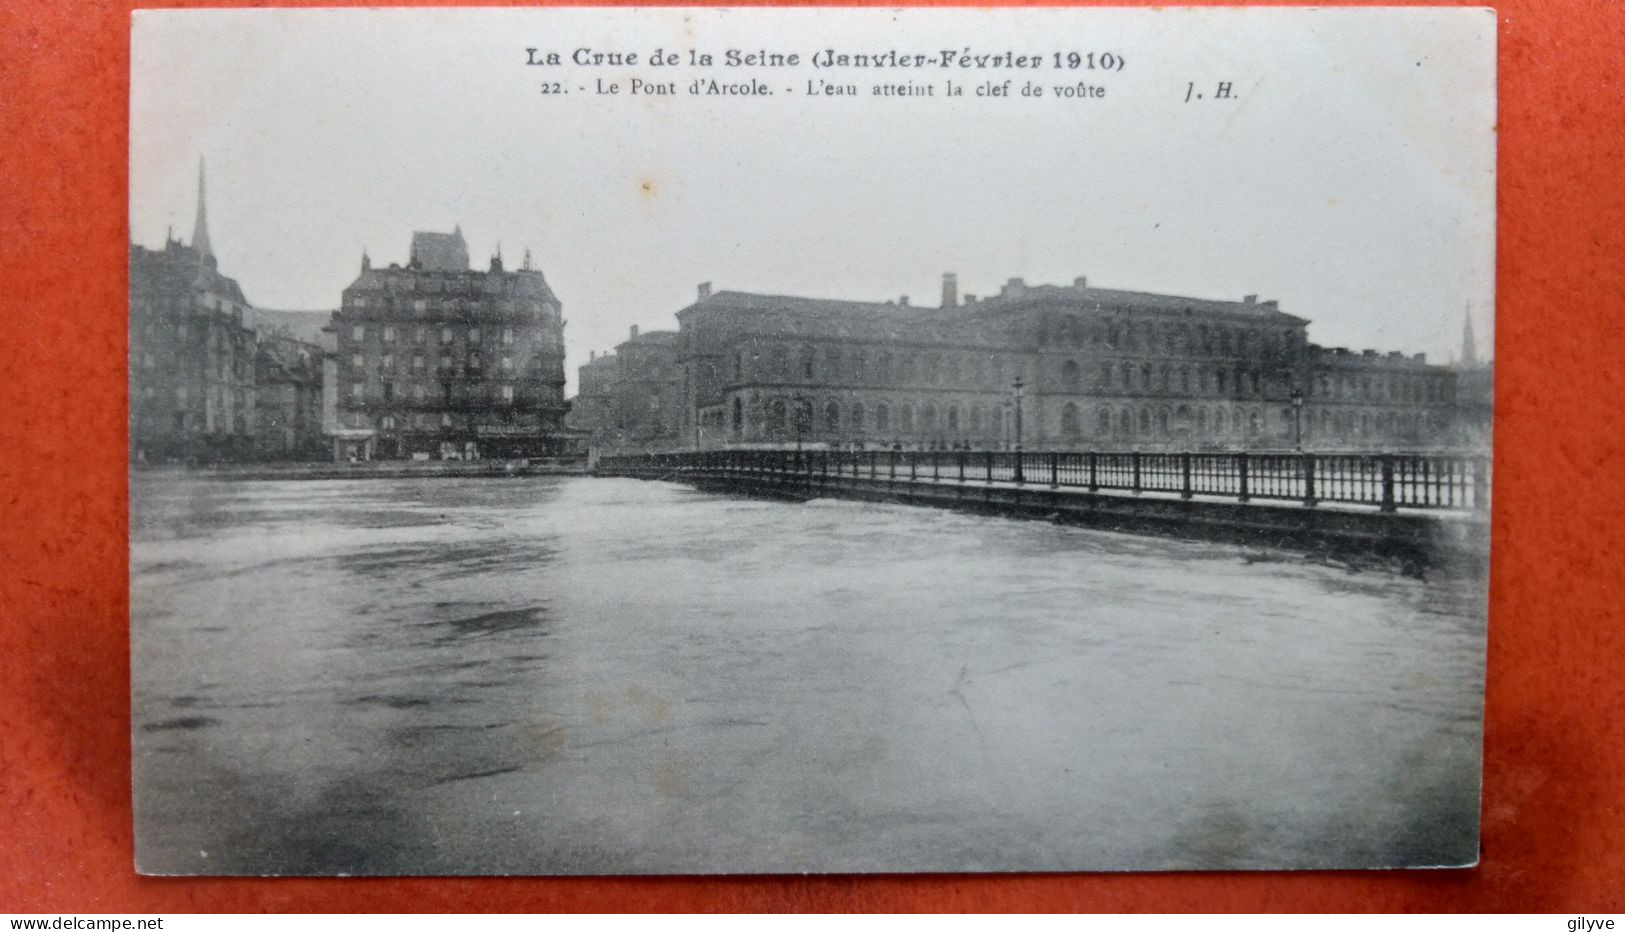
[{"left": 599, "top": 449, "right": 1490, "bottom": 514}]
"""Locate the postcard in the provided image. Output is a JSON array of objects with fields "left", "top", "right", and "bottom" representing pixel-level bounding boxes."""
[{"left": 130, "top": 6, "right": 1495, "bottom": 874}]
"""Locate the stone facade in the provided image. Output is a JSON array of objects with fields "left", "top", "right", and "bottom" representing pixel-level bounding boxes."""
[
  {"left": 253, "top": 331, "right": 326, "bottom": 460},
  {"left": 575, "top": 274, "right": 1478, "bottom": 453},
  {"left": 129, "top": 169, "right": 259, "bottom": 464},
  {"left": 567, "top": 327, "right": 684, "bottom": 451},
  {"left": 330, "top": 231, "right": 580, "bottom": 461}
]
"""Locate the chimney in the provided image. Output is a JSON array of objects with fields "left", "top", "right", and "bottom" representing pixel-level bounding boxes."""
[
  {"left": 1413, "top": 352, "right": 1428, "bottom": 363},
  {"left": 941, "top": 273, "right": 958, "bottom": 308},
  {"left": 1243, "top": 294, "right": 1258, "bottom": 304},
  {"left": 1004, "top": 277, "right": 1026, "bottom": 298},
  {"left": 697, "top": 282, "right": 712, "bottom": 301},
  {"left": 630, "top": 325, "right": 640, "bottom": 340},
  {"left": 590, "top": 350, "right": 596, "bottom": 361},
  {"left": 899, "top": 295, "right": 910, "bottom": 307},
  {"left": 1074, "top": 276, "right": 1088, "bottom": 290},
  {"left": 964, "top": 294, "right": 977, "bottom": 304},
  {"left": 1261, "top": 299, "right": 1278, "bottom": 310}
]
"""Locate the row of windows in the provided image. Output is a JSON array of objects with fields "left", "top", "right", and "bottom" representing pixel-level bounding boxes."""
[
  {"left": 728, "top": 345, "right": 1025, "bottom": 389},
  {"left": 735, "top": 396, "right": 1010, "bottom": 439},
  {"left": 1038, "top": 316, "right": 1302, "bottom": 358},
  {"left": 353, "top": 276, "right": 511, "bottom": 297},
  {"left": 348, "top": 324, "right": 517, "bottom": 346},
  {"left": 1316, "top": 371, "right": 1451, "bottom": 404},
  {"left": 725, "top": 394, "right": 1443, "bottom": 443},
  {"left": 349, "top": 352, "right": 516, "bottom": 373},
  {"left": 1058, "top": 359, "right": 1279, "bottom": 397},
  {"left": 1052, "top": 403, "right": 1442, "bottom": 440},
  {"left": 347, "top": 382, "right": 517, "bottom": 403}
]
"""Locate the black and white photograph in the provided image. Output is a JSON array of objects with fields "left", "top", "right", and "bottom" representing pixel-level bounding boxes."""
[{"left": 129, "top": 7, "right": 1496, "bottom": 876}]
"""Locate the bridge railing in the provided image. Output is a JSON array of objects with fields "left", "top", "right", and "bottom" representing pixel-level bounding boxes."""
[{"left": 597, "top": 449, "right": 1490, "bottom": 513}]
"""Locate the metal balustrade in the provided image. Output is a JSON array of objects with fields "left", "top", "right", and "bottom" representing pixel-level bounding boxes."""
[{"left": 597, "top": 449, "right": 1490, "bottom": 513}]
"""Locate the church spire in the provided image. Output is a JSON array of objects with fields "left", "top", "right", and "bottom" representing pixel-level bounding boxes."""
[
  {"left": 191, "top": 157, "right": 213, "bottom": 257},
  {"left": 1461, "top": 305, "right": 1478, "bottom": 366}
]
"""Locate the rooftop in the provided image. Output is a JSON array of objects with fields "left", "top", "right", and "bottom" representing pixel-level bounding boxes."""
[{"left": 410, "top": 228, "right": 469, "bottom": 271}]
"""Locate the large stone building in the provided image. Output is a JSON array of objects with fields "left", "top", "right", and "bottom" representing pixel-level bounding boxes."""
[
  {"left": 252, "top": 330, "right": 325, "bottom": 460},
  {"left": 566, "top": 326, "right": 684, "bottom": 451},
  {"left": 129, "top": 164, "right": 260, "bottom": 464},
  {"left": 574, "top": 274, "right": 1481, "bottom": 453},
  {"left": 329, "top": 228, "right": 581, "bottom": 461}
]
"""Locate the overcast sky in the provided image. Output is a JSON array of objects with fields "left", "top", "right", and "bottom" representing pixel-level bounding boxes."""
[{"left": 132, "top": 8, "right": 1495, "bottom": 394}]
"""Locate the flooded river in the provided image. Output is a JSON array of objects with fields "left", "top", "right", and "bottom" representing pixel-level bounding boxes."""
[{"left": 131, "top": 475, "right": 1485, "bottom": 874}]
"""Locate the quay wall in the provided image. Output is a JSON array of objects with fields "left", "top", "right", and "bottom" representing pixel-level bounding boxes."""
[{"left": 135, "top": 458, "right": 591, "bottom": 482}]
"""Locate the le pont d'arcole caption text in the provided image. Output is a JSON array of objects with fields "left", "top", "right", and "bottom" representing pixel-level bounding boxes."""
[{"left": 522, "top": 46, "right": 1135, "bottom": 100}]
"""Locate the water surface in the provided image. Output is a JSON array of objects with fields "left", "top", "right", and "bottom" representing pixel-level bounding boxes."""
[{"left": 131, "top": 475, "right": 1485, "bottom": 874}]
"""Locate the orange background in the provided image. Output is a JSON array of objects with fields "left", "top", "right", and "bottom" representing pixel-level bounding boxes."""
[{"left": 2, "top": 0, "right": 1622, "bottom": 913}]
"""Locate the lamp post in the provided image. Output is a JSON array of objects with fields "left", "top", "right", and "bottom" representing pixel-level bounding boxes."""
[
  {"left": 792, "top": 392, "right": 805, "bottom": 454},
  {"left": 1012, "top": 375, "right": 1026, "bottom": 482},
  {"left": 1290, "top": 386, "right": 1304, "bottom": 452}
]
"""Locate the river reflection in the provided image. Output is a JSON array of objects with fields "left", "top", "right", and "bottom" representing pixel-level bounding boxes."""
[{"left": 131, "top": 475, "right": 1485, "bottom": 874}]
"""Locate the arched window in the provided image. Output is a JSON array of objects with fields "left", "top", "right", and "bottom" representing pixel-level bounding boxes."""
[
  {"left": 1119, "top": 409, "right": 1134, "bottom": 436},
  {"left": 877, "top": 352, "right": 893, "bottom": 382},
  {"left": 851, "top": 400, "right": 866, "bottom": 432},
  {"left": 824, "top": 401, "right": 841, "bottom": 432},
  {"left": 1097, "top": 407, "right": 1111, "bottom": 435},
  {"left": 875, "top": 402, "right": 890, "bottom": 432},
  {"left": 731, "top": 397, "right": 743, "bottom": 434},
  {"left": 1099, "top": 364, "right": 1113, "bottom": 390},
  {"left": 1139, "top": 407, "right": 1152, "bottom": 433},
  {"left": 970, "top": 405, "right": 984, "bottom": 433},
  {"left": 1197, "top": 407, "right": 1208, "bottom": 434},
  {"left": 1249, "top": 410, "right": 1262, "bottom": 437},
  {"left": 793, "top": 397, "right": 813, "bottom": 437},
  {"left": 1216, "top": 369, "right": 1229, "bottom": 394},
  {"left": 771, "top": 347, "right": 788, "bottom": 377},
  {"left": 825, "top": 347, "right": 842, "bottom": 380},
  {"left": 799, "top": 345, "right": 815, "bottom": 380},
  {"left": 926, "top": 356, "right": 941, "bottom": 384},
  {"left": 1233, "top": 410, "right": 1245, "bottom": 434},
  {"left": 733, "top": 351, "right": 743, "bottom": 382},
  {"left": 767, "top": 399, "right": 787, "bottom": 438},
  {"left": 1140, "top": 363, "right": 1152, "bottom": 390},
  {"left": 947, "top": 405, "right": 960, "bottom": 432},
  {"left": 852, "top": 352, "right": 866, "bottom": 380},
  {"left": 1061, "top": 403, "right": 1081, "bottom": 436},
  {"left": 1120, "top": 361, "right": 1132, "bottom": 390},
  {"left": 1157, "top": 408, "right": 1170, "bottom": 434},
  {"left": 1061, "top": 359, "right": 1082, "bottom": 390},
  {"left": 1179, "top": 367, "right": 1191, "bottom": 394},
  {"left": 921, "top": 403, "right": 938, "bottom": 433},
  {"left": 900, "top": 404, "right": 916, "bottom": 433}
]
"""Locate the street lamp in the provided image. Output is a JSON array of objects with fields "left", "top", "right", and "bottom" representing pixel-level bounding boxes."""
[
  {"left": 1290, "top": 385, "right": 1304, "bottom": 452},
  {"left": 1012, "top": 375, "right": 1026, "bottom": 482},
  {"left": 792, "top": 392, "right": 805, "bottom": 455}
]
